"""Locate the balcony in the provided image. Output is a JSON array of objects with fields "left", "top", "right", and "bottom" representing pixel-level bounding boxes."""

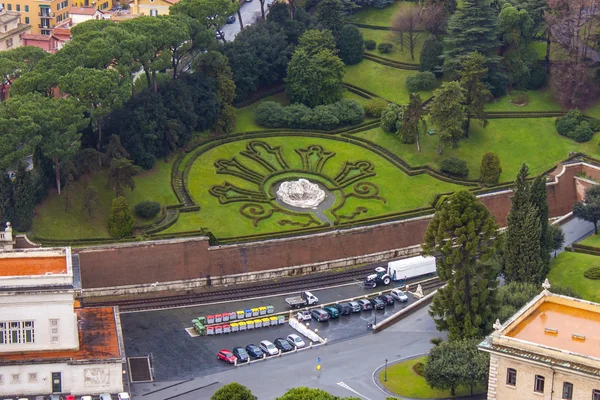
[
  {"left": 38, "top": 24, "right": 55, "bottom": 29},
  {"left": 38, "top": 12, "right": 55, "bottom": 17}
]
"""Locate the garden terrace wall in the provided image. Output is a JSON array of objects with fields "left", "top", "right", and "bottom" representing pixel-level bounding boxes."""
[{"left": 76, "top": 161, "right": 586, "bottom": 290}]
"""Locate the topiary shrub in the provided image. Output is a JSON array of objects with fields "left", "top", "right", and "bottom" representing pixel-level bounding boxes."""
[
  {"left": 337, "top": 24, "right": 364, "bottom": 65},
  {"left": 480, "top": 152, "right": 502, "bottom": 185},
  {"left": 406, "top": 72, "right": 437, "bottom": 92},
  {"left": 440, "top": 157, "right": 469, "bottom": 178},
  {"left": 364, "top": 98, "right": 389, "bottom": 118},
  {"left": 378, "top": 42, "right": 393, "bottom": 53},
  {"left": 135, "top": 201, "right": 161, "bottom": 219},
  {"left": 555, "top": 109, "right": 584, "bottom": 137},
  {"left": 572, "top": 121, "right": 593, "bottom": 142},
  {"left": 365, "top": 39, "right": 376, "bottom": 50},
  {"left": 584, "top": 266, "right": 600, "bottom": 280},
  {"left": 255, "top": 99, "right": 364, "bottom": 129}
]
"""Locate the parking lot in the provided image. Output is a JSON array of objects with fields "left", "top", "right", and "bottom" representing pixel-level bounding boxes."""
[{"left": 120, "top": 284, "right": 416, "bottom": 381}]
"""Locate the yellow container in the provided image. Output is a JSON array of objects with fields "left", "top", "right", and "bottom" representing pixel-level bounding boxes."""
[
  {"left": 259, "top": 306, "right": 267, "bottom": 315},
  {"left": 262, "top": 317, "right": 270, "bottom": 326},
  {"left": 236, "top": 311, "right": 245, "bottom": 319},
  {"left": 251, "top": 307, "right": 260, "bottom": 317},
  {"left": 269, "top": 316, "right": 278, "bottom": 325}
]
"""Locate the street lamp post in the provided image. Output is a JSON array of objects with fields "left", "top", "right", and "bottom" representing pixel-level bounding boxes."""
[{"left": 385, "top": 358, "right": 388, "bottom": 382}]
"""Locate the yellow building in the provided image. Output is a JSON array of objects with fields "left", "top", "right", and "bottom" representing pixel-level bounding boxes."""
[
  {"left": 1, "top": 0, "right": 110, "bottom": 35},
  {"left": 479, "top": 280, "right": 600, "bottom": 400},
  {"left": 130, "top": 0, "right": 178, "bottom": 16},
  {"left": 0, "top": 8, "right": 30, "bottom": 50}
]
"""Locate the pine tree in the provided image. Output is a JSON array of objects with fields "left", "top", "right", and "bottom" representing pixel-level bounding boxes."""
[
  {"left": 429, "top": 81, "right": 466, "bottom": 154},
  {"left": 0, "top": 172, "right": 14, "bottom": 226},
  {"left": 422, "top": 189, "right": 498, "bottom": 340},
  {"left": 108, "top": 196, "right": 134, "bottom": 238},
  {"left": 420, "top": 34, "right": 444, "bottom": 75},
  {"left": 480, "top": 152, "right": 502, "bottom": 185},
  {"left": 12, "top": 164, "right": 35, "bottom": 232},
  {"left": 531, "top": 175, "right": 550, "bottom": 281},
  {"left": 337, "top": 24, "right": 364, "bottom": 65},
  {"left": 443, "top": 0, "right": 500, "bottom": 75},
  {"left": 460, "top": 52, "right": 490, "bottom": 137},
  {"left": 503, "top": 163, "right": 545, "bottom": 283}
]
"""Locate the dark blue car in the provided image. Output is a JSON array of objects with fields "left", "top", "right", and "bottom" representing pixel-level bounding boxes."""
[{"left": 245, "top": 344, "right": 264, "bottom": 359}]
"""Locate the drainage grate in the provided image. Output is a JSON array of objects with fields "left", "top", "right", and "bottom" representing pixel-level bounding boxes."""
[{"left": 128, "top": 356, "right": 153, "bottom": 383}]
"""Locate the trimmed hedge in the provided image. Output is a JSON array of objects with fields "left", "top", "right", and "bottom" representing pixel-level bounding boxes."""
[
  {"left": 365, "top": 40, "right": 376, "bottom": 50},
  {"left": 255, "top": 99, "right": 365, "bottom": 130},
  {"left": 556, "top": 109, "right": 594, "bottom": 143},
  {"left": 584, "top": 267, "right": 600, "bottom": 280},
  {"left": 135, "top": 201, "right": 161, "bottom": 219},
  {"left": 440, "top": 157, "right": 469, "bottom": 178}
]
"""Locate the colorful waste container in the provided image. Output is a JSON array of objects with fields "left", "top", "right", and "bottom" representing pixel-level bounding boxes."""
[
  {"left": 206, "top": 315, "right": 215, "bottom": 324},
  {"left": 267, "top": 305, "right": 274, "bottom": 314},
  {"left": 254, "top": 319, "right": 262, "bottom": 328},
  {"left": 215, "top": 325, "right": 223, "bottom": 334},
  {"left": 270, "top": 316, "right": 278, "bottom": 326},
  {"left": 239, "top": 321, "right": 247, "bottom": 331},
  {"left": 278, "top": 315, "right": 285, "bottom": 325},
  {"left": 245, "top": 309, "right": 252, "bottom": 319},
  {"left": 229, "top": 311, "right": 237, "bottom": 321},
  {"left": 206, "top": 326, "right": 215, "bottom": 335},
  {"left": 251, "top": 308, "right": 259, "bottom": 317},
  {"left": 231, "top": 322, "right": 239, "bottom": 332},
  {"left": 198, "top": 316, "right": 207, "bottom": 325},
  {"left": 246, "top": 320, "right": 254, "bottom": 329},
  {"left": 222, "top": 313, "right": 229, "bottom": 322},
  {"left": 215, "top": 314, "right": 223, "bottom": 323},
  {"left": 223, "top": 324, "right": 231, "bottom": 334},
  {"left": 237, "top": 311, "right": 245, "bottom": 320},
  {"left": 259, "top": 306, "right": 267, "bottom": 316},
  {"left": 262, "top": 317, "right": 271, "bottom": 326}
]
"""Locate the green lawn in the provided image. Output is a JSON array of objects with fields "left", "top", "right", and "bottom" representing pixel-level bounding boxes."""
[
  {"left": 486, "top": 89, "right": 562, "bottom": 112},
  {"left": 344, "top": 59, "right": 433, "bottom": 104},
  {"left": 529, "top": 41, "right": 570, "bottom": 61},
  {"left": 380, "top": 356, "right": 486, "bottom": 398},
  {"left": 175, "top": 136, "right": 463, "bottom": 238},
  {"left": 359, "top": 28, "right": 423, "bottom": 64},
  {"left": 578, "top": 233, "right": 600, "bottom": 248},
  {"left": 548, "top": 251, "right": 600, "bottom": 303},
  {"left": 349, "top": 1, "right": 416, "bottom": 26},
  {"left": 31, "top": 159, "right": 177, "bottom": 239},
  {"left": 354, "top": 118, "right": 600, "bottom": 181},
  {"left": 234, "top": 92, "right": 289, "bottom": 133}
]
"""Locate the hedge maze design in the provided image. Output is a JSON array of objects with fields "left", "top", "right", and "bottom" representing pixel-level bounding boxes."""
[{"left": 208, "top": 140, "right": 387, "bottom": 228}]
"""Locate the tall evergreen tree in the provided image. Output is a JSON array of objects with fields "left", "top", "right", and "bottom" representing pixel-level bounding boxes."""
[
  {"left": 401, "top": 93, "right": 427, "bottom": 151},
  {"left": 429, "top": 81, "right": 466, "bottom": 154},
  {"left": 107, "top": 196, "right": 134, "bottom": 238},
  {"left": 531, "top": 174, "right": 550, "bottom": 280},
  {"left": 422, "top": 189, "right": 498, "bottom": 340},
  {"left": 316, "top": 0, "right": 345, "bottom": 37},
  {"left": 0, "top": 172, "right": 14, "bottom": 226},
  {"left": 12, "top": 164, "right": 35, "bottom": 232},
  {"left": 459, "top": 52, "right": 490, "bottom": 137},
  {"left": 503, "top": 163, "right": 545, "bottom": 283},
  {"left": 443, "top": 0, "right": 500, "bottom": 75}
]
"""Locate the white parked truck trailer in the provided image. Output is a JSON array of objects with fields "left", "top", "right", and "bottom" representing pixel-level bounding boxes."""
[{"left": 364, "top": 256, "right": 436, "bottom": 288}]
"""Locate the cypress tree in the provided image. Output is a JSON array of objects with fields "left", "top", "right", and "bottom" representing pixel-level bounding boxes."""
[
  {"left": 0, "top": 172, "right": 14, "bottom": 226},
  {"left": 531, "top": 175, "right": 550, "bottom": 281},
  {"left": 422, "top": 189, "right": 498, "bottom": 340},
  {"left": 443, "top": 0, "right": 500, "bottom": 75},
  {"left": 12, "top": 163, "right": 35, "bottom": 232}
]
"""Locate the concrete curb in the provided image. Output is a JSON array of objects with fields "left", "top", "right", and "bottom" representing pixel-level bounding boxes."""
[{"left": 371, "top": 354, "right": 487, "bottom": 400}]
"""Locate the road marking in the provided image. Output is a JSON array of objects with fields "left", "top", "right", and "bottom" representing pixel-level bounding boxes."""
[{"left": 337, "top": 381, "right": 373, "bottom": 400}]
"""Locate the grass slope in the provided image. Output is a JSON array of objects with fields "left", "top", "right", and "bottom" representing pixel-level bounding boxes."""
[
  {"left": 578, "top": 234, "right": 600, "bottom": 248},
  {"left": 349, "top": 1, "right": 416, "bottom": 26},
  {"left": 354, "top": 118, "right": 600, "bottom": 181},
  {"left": 31, "top": 159, "right": 177, "bottom": 239},
  {"left": 359, "top": 28, "right": 423, "bottom": 63},
  {"left": 548, "top": 252, "right": 600, "bottom": 302},
  {"left": 379, "top": 356, "right": 486, "bottom": 398},
  {"left": 485, "top": 89, "right": 562, "bottom": 112}
]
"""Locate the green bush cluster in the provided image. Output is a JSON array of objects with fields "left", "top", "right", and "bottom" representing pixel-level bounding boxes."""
[
  {"left": 584, "top": 267, "right": 600, "bottom": 280},
  {"left": 364, "top": 98, "right": 389, "bottom": 118},
  {"left": 378, "top": 43, "right": 393, "bottom": 53},
  {"left": 480, "top": 152, "right": 502, "bottom": 185},
  {"left": 555, "top": 109, "right": 594, "bottom": 143},
  {"left": 255, "top": 99, "right": 365, "bottom": 130},
  {"left": 440, "top": 157, "right": 469, "bottom": 178},
  {"left": 135, "top": 201, "right": 161, "bottom": 219},
  {"left": 406, "top": 72, "right": 437, "bottom": 92},
  {"left": 365, "top": 40, "right": 376, "bottom": 50}
]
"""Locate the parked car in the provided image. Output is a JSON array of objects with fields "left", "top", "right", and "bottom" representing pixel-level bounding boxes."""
[
  {"left": 357, "top": 299, "right": 373, "bottom": 310},
  {"left": 99, "top": 394, "right": 112, "bottom": 400},
  {"left": 324, "top": 305, "right": 340, "bottom": 318},
  {"left": 217, "top": 349, "right": 237, "bottom": 364},
  {"left": 118, "top": 394, "right": 131, "bottom": 400},
  {"left": 232, "top": 346, "right": 249, "bottom": 363},
  {"left": 378, "top": 294, "right": 395, "bottom": 305},
  {"left": 296, "top": 310, "right": 312, "bottom": 321},
  {"left": 334, "top": 302, "right": 352, "bottom": 315},
  {"left": 274, "top": 337, "right": 294, "bottom": 352},
  {"left": 246, "top": 344, "right": 264, "bottom": 359},
  {"left": 260, "top": 340, "right": 279, "bottom": 356},
  {"left": 226, "top": 15, "right": 236, "bottom": 24},
  {"left": 287, "top": 333, "right": 306, "bottom": 348},
  {"left": 311, "top": 308, "right": 330, "bottom": 322},
  {"left": 81, "top": 397, "right": 93, "bottom": 400},
  {"left": 391, "top": 288, "right": 409, "bottom": 302},
  {"left": 369, "top": 297, "right": 386, "bottom": 310},
  {"left": 349, "top": 301, "right": 362, "bottom": 312}
]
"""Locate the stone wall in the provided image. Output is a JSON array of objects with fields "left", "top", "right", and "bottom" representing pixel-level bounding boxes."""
[{"left": 77, "top": 163, "right": 589, "bottom": 290}]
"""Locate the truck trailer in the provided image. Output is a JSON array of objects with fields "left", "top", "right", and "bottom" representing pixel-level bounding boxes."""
[{"left": 364, "top": 256, "right": 436, "bottom": 288}]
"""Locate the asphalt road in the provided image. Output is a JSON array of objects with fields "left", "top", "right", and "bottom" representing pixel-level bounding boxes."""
[
  {"left": 132, "top": 305, "right": 444, "bottom": 400},
  {"left": 560, "top": 217, "right": 595, "bottom": 250},
  {"left": 221, "top": 0, "right": 269, "bottom": 42}
]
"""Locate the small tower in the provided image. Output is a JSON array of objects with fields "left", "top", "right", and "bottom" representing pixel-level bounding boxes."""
[{"left": 0, "top": 222, "right": 14, "bottom": 251}]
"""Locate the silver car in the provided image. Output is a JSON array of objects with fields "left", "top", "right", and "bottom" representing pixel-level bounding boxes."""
[
  {"left": 287, "top": 333, "right": 306, "bottom": 348},
  {"left": 349, "top": 301, "right": 362, "bottom": 312},
  {"left": 391, "top": 288, "right": 409, "bottom": 302}
]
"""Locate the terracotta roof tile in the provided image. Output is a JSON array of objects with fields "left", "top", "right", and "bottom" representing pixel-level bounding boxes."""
[
  {"left": 22, "top": 33, "right": 53, "bottom": 41},
  {"left": 0, "top": 256, "right": 66, "bottom": 277},
  {"left": 69, "top": 6, "right": 101, "bottom": 15},
  {"left": 0, "top": 307, "right": 122, "bottom": 364}
]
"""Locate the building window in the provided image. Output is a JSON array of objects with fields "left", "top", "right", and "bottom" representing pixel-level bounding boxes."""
[
  {"left": 3, "top": 25, "right": 6, "bottom": 32},
  {"left": 25, "top": 5, "right": 28, "bottom": 11},
  {"left": 6, "top": 4, "right": 11, "bottom": 10},
  {"left": 150, "top": 9, "right": 158, "bottom": 16},
  {"left": 562, "top": 382, "right": 573, "bottom": 399},
  {"left": 28, "top": 373, "right": 37, "bottom": 383},
  {"left": 10, "top": 374, "right": 19, "bottom": 384},
  {"left": 506, "top": 368, "right": 517, "bottom": 386},
  {"left": 534, "top": 375, "right": 545, "bottom": 393},
  {"left": 25, "top": 17, "right": 29, "bottom": 23},
  {"left": 0, "top": 321, "right": 34, "bottom": 344},
  {"left": 15, "top": 4, "right": 19, "bottom": 10},
  {"left": 593, "top": 390, "right": 600, "bottom": 400}
]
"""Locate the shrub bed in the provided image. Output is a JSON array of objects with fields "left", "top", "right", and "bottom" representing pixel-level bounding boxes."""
[
  {"left": 255, "top": 99, "right": 365, "bottom": 130},
  {"left": 406, "top": 72, "right": 437, "bottom": 92},
  {"left": 365, "top": 39, "right": 376, "bottom": 50},
  {"left": 440, "top": 157, "right": 469, "bottom": 178},
  {"left": 364, "top": 98, "right": 389, "bottom": 118},
  {"left": 556, "top": 109, "right": 595, "bottom": 143},
  {"left": 135, "top": 201, "right": 161, "bottom": 219},
  {"left": 584, "top": 267, "right": 600, "bottom": 280}
]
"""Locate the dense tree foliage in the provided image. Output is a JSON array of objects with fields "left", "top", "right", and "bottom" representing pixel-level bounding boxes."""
[
  {"left": 498, "top": 4, "right": 536, "bottom": 89},
  {"left": 211, "top": 383, "right": 257, "bottom": 400},
  {"left": 275, "top": 387, "right": 360, "bottom": 400},
  {"left": 316, "top": 0, "right": 345, "bottom": 37},
  {"left": 337, "top": 25, "right": 365, "bottom": 65},
  {"left": 420, "top": 35, "right": 444, "bottom": 75},
  {"left": 107, "top": 196, "right": 134, "bottom": 238},
  {"left": 429, "top": 81, "right": 466, "bottom": 153},
  {"left": 480, "top": 152, "right": 502, "bottom": 185},
  {"left": 422, "top": 189, "right": 498, "bottom": 339},
  {"left": 460, "top": 53, "right": 490, "bottom": 137},
  {"left": 401, "top": 93, "right": 426, "bottom": 151},
  {"left": 574, "top": 185, "right": 600, "bottom": 234},
  {"left": 12, "top": 164, "right": 35, "bottom": 231}
]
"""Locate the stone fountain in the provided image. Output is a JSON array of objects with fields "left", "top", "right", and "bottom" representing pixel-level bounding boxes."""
[{"left": 276, "top": 178, "right": 326, "bottom": 209}]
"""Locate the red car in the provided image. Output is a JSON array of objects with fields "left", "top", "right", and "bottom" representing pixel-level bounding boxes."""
[{"left": 217, "top": 349, "right": 237, "bottom": 364}]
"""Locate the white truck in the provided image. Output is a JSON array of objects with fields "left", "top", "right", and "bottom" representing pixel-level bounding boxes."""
[
  {"left": 285, "top": 291, "right": 319, "bottom": 308},
  {"left": 364, "top": 256, "right": 436, "bottom": 288}
]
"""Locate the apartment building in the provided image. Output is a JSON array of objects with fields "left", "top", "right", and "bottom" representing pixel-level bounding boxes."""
[{"left": 0, "top": 8, "right": 30, "bottom": 50}]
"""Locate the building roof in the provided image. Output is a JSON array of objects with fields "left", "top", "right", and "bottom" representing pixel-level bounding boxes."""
[
  {"left": 505, "top": 301, "right": 600, "bottom": 359},
  {"left": 0, "top": 307, "right": 122, "bottom": 365},
  {"left": 69, "top": 6, "right": 102, "bottom": 15},
  {"left": 0, "top": 9, "right": 20, "bottom": 24},
  {"left": 0, "top": 22, "right": 30, "bottom": 41},
  {"left": 22, "top": 33, "right": 54, "bottom": 42},
  {"left": 163, "top": 0, "right": 180, "bottom": 4},
  {"left": 0, "top": 256, "right": 67, "bottom": 277}
]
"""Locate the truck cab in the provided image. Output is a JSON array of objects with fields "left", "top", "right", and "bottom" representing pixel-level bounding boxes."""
[
  {"left": 364, "top": 267, "right": 391, "bottom": 288},
  {"left": 302, "top": 291, "right": 318, "bottom": 305}
]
